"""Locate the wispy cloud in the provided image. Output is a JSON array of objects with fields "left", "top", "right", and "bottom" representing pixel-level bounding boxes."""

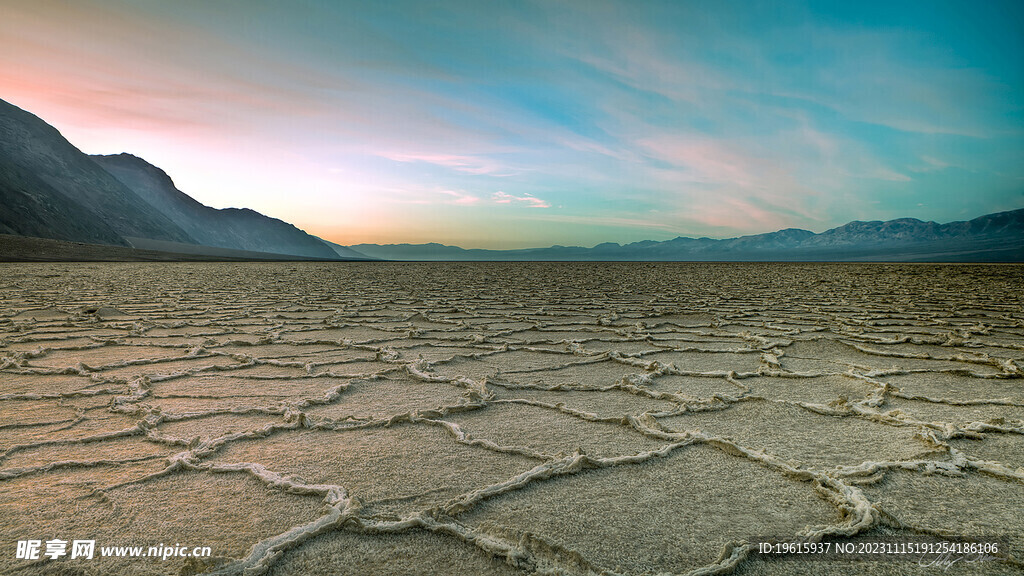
[
  {"left": 908, "top": 155, "right": 952, "bottom": 173},
  {"left": 439, "top": 189, "right": 481, "bottom": 205},
  {"left": 492, "top": 191, "right": 551, "bottom": 208},
  {"left": 378, "top": 152, "right": 511, "bottom": 176},
  {"left": 634, "top": 136, "right": 762, "bottom": 188},
  {"left": 372, "top": 186, "right": 549, "bottom": 209}
]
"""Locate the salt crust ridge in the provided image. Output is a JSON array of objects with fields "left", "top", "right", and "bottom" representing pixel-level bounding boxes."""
[{"left": 0, "top": 262, "right": 1021, "bottom": 575}]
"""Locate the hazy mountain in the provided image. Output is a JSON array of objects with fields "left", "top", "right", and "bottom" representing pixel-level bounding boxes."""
[
  {"left": 349, "top": 209, "right": 1024, "bottom": 262},
  {"left": 318, "top": 238, "right": 375, "bottom": 260},
  {"left": 0, "top": 98, "right": 194, "bottom": 246},
  {"left": 349, "top": 242, "right": 489, "bottom": 261},
  {"left": 92, "top": 153, "right": 339, "bottom": 259}
]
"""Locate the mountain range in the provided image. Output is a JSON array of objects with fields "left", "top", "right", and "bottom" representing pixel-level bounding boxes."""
[
  {"left": 1, "top": 97, "right": 1021, "bottom": 262},
  {"left": 351, "top": 210, "right": 1024, "bottom": 262}
]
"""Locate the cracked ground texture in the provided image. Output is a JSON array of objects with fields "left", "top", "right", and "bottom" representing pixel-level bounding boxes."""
[{"left": 0, "top": 262, "right": 1021, "bottom": 575}]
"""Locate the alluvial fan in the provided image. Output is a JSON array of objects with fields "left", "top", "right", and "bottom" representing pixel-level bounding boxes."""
[{"left": 0, "top": 262, "right": 1022, "bottom": 575}]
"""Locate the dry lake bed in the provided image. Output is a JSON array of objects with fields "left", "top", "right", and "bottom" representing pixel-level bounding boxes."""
[{"left": 1, "top": 262, "right": 1022, "bottom": 576}]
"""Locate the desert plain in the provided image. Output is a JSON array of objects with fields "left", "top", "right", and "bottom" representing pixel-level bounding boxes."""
[{"left": 0, "top": 261, "right": 1022, "bottom": 575}]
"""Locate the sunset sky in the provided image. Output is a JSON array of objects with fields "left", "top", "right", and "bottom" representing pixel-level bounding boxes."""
[{"left": 2, "top": 0, "right": 1022, "bottom": 248}]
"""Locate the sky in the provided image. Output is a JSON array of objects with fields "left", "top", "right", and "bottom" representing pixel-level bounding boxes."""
[{"left": 2, "top": 0, "right": 1022, "bottom": 249}]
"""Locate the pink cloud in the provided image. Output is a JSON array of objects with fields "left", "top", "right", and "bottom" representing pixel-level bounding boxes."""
[
  {"left": 439, "top": 189, "right": 481, "bottom": 205},
  {"left": 685, "top": 197, "right": 792, "bottom": 232},
  {"left": 635, "top": 136, "right": 762, "bottom": 187}
]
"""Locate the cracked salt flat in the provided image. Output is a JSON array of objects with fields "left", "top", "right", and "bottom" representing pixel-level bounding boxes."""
[{"left": 0, "top": 261, "right": 1022, "bottom": 575}]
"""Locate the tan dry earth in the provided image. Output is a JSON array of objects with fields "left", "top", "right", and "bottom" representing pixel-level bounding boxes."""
[{"left": 0, "top": 262, "right": 1021, "bottom": 576}]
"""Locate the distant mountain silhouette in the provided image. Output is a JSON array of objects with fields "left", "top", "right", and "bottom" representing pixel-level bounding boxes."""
[
  {"left": 350, "top": 209, "right": 1024, "bottom": 262},
  {"left": 0, "top": 98, "right": 354, "bottom": 260},
  {"left": 92, "top": 153, "right": 340, "bottom": 259}
]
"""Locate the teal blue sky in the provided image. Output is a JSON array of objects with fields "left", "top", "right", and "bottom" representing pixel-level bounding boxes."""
[{"left": 3, "top": 0, "right": 1022, "bottom": 247}]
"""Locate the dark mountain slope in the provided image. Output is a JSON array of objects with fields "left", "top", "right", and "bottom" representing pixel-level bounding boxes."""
[{"left": 0, "top": 99, "right": 194, "bottom": 245}]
